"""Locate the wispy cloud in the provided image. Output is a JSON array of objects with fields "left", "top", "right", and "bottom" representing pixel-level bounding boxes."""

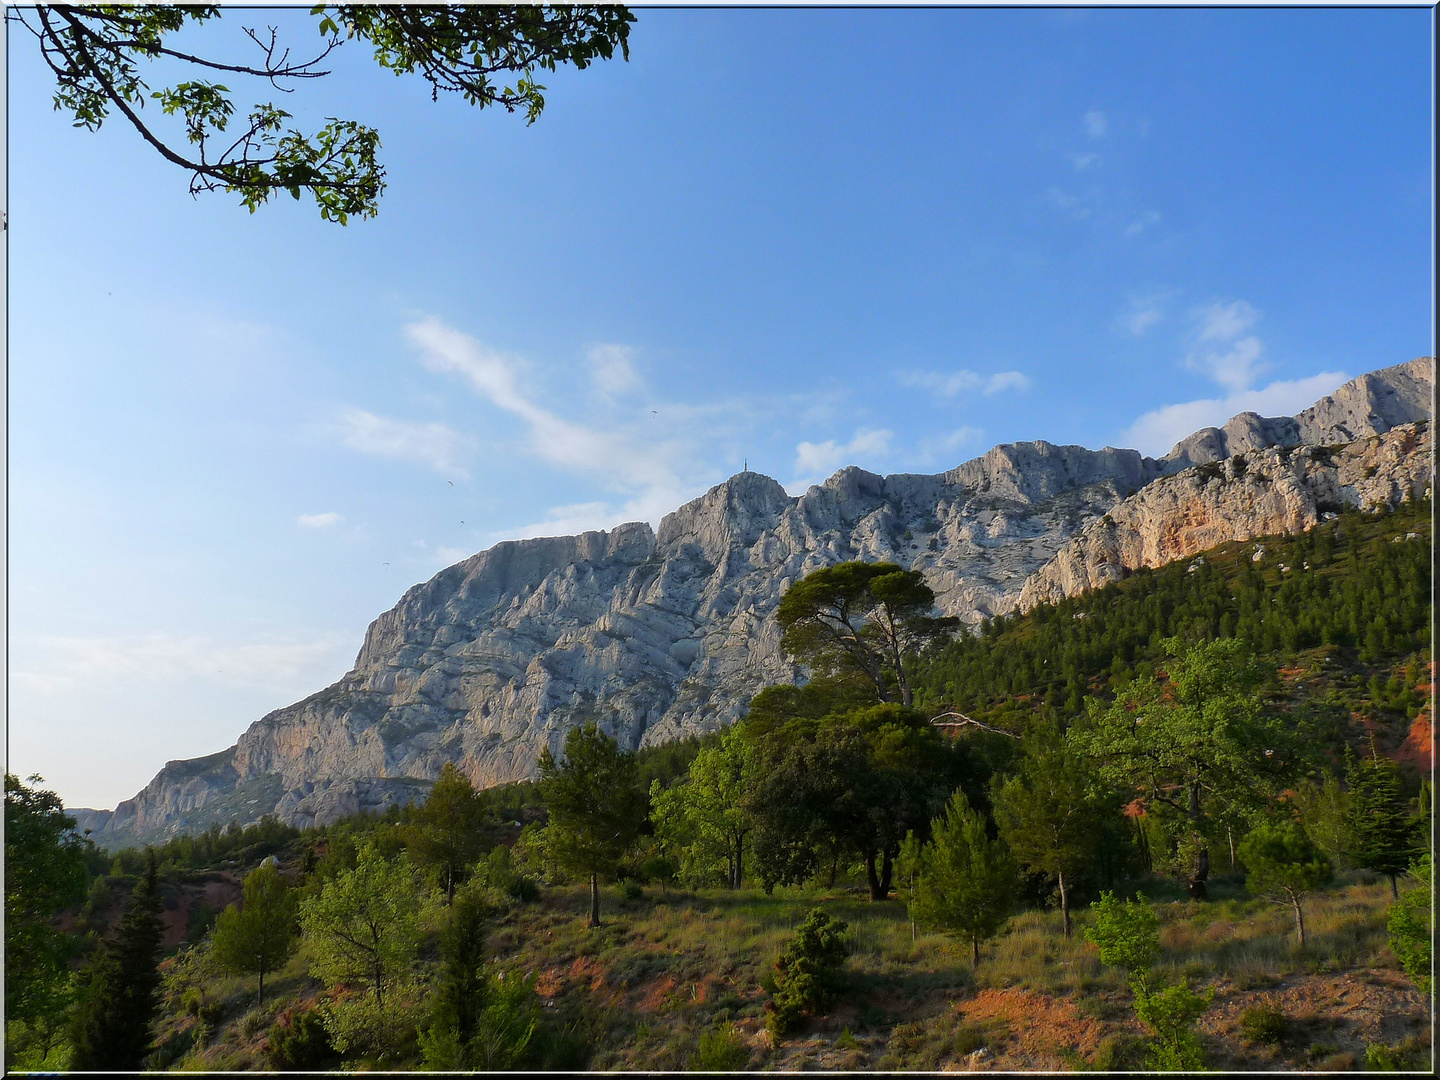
[
  {"left": 1045, "top": 186, "right": 1092, "bottom": 220},
  {"left": 407, "top": 317, "right": 680, "bottom": 493},
  {"left": 901, "top": 369, "right": 1031, "bottom": 397},
  {"left": 587, "top": 344, "right": 641, "bottom": 400},
  {"left": 15, "top": 633, "right": 351, "bottom": 692},
  {"left": 1122, "top": 371, "right": 1351, "bottom": 457},
  {"left": 1083, "top": 110, "right": 1108, "bottom": 138},
  {"left": 1124, "top": 209, "right": 1162, "bottom": 237},
  {"left": 1185, "top": 299, "right": 1266, "bottom": 393},
  {"left": 297, "top": 512, "right": 342, "bottom": 529},
  {"left": 792, "top": 428, "right": 892, "bottom": 488},
  {"left": 1116, "top": 289, "right": 1174, "bottom": 336},
  {"left": 1071, "top": 151, "right": 1100, "bottom": 171},
  {"left": 337, "top": 408, "right": 473, "bottom": 476}
]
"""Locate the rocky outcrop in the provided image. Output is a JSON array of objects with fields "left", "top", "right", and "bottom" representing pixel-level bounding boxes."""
[
  {"left": 1017, "top": 421, "right": 1433, "bottom": 609},
  {"left": 1159, "top": 357, "right": 1432, "bottom": 472},
  {"left": 81, "top": 358, "right": 1435, "bottom": 844}
]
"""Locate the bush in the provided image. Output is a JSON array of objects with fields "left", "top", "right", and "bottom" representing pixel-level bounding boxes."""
[
  {"left": 1239, "top": 1004, "right": 1288, "bottom": 1045},
  {"left": 692, "top": 1023, "right": 749, "bottom": 1070},
  {"left": 1133, "top": 981, "right": 1214, "bottom": 1071},
  {"left": 622, "top": 880, "right": 644, "bottom": 901},
  {"left": 1386, "top": 855, "right": 1431, "bottom": 993},
  {"left": 266, "top": 1007, "right": 339, "bottom": 1071},
  {"left": 507, "top": 875, "right": 540, "bottom": 903},
  {"left": 765, "top": 908, "right": 849, "bottom": 1038},
  {"left": 1085, "top": 892, "right": 1160, "bottom": 974}
]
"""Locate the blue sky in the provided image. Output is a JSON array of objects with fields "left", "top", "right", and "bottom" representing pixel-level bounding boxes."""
[{"left": 6, "top": 6, "right": 1433, "bottom": 810}]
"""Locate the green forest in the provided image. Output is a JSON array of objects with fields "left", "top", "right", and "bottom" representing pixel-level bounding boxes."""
[{"left": 6, "top": 500, "right": 1432, "bottom": 1072}]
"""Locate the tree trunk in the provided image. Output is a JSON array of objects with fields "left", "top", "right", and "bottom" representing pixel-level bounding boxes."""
[
  {"left": 1187, "top": 844, "right": 1210, "bottom": 900},
  {"left": 880, "top": 850, "right": 894, "bottom": 898},
  {"left": 1057, "top": 869, "right": 1071, "bottom": 939},
  {"left": 828, "top": 852, "right": 840, "bottom": 888},
  {"left": 972, "top": 936, "right": 980, "bottom": 968},
  {"left": 589, "top": 872, "right": 601, "bottom": 927},
  {"left": 1290, "top": 893, "right": 1306, "bottom": 946},
  {"left": 1227, "top": 828, "right": 1236, "bottom": 871},
  {"left": 1389, "top": 873, "right": 1399, "bottom": 900},
  {"left": 865, "top": 853, "right": 884, "bottom": 901},
  {"left": 258, "top": 966, "right": 265, "bottom": 1009}
]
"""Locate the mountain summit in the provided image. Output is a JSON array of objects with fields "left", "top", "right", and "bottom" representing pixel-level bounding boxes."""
[{"left": 74, "top": 358, "right": 1434, "bottom": 844}]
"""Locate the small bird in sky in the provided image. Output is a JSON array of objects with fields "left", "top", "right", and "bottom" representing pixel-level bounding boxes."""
[
  {"left": 383, "top": 562, "right": 390, "bottom": 567},
  {"left": 448, "top": 481, "right": 453, "bottom": 486}
]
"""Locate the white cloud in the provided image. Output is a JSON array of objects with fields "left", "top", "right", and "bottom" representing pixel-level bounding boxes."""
[
  {"left": 1083, "top": 110, "right": 1108, "bottom": 138},
  {"left": 587, "top": 344, "right": 642, "bottom": 400},
  {"left": 984, "top": 371, "right": 1031, "bottom": 394},
  {"left": 16, "top": 633, "right": 351, "bottom": 691},
  {"left": 793, "top": 427, "right": 892, "bottom": 486},
  {"left": 1124, "top": 209, "right": 1162, "bottom": 237},
  {"left": 1045, "top": 186, "right": 1092, "bottom": 219},
  {"left": 1071, "top": 152, "right": 1100, "bottom": 171},
  {"left": 901, "top": 369, "right": 1030, "bottom": 397},
  {"left": 1121, "top": 371, "right": 1350, "bottom": 457},
  {"left": 405, "top": 317, "right": 679, "bottom": 493},
  {"left": 297, "top": 512, "right": 342, "bottom": 529},
  {"left": 1117, "top": 290, "right": 1173, "bottom": 336},
  {"left": 337, "top": 408, "right": 473, "bottom": 476},
  {"left": 902, "top": 369, "right": 982, "bottom": 396},
  {"left": 1185, "top": 300, "right": 1266, "bottom": 393}
]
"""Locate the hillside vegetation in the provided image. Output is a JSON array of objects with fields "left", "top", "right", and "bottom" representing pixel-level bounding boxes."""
[{"left": 6, "top": 501, "right": 1431, "bottom": 1072}]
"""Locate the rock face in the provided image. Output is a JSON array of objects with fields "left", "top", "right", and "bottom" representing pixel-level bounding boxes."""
[
  {"left": 82, "top": 358, "right": 1434, "bottom": 844},
  {"left": 1018, "top": 421, "right": 1433, "bottom": 609},
  {"left": 1159, "top": 357, "right": 1432, "bottom": 471}
]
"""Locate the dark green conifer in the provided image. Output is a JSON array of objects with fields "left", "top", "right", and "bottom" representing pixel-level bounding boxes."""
[
  {"left": 1346, "top": 748, "right": 1419, "bottom": 898},
  {"left": 70, "top": 850, "right": 165, "bottom": 1069}
]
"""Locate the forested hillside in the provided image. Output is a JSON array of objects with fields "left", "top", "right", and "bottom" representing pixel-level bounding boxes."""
[{"left": 6, "top": 503, "right": 1431, "bottom": 1072}]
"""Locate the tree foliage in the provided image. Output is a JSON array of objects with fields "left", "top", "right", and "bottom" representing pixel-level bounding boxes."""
[
  {"left": 69, "top": 850, "right": 165, "bottom": 1070},
  {"left": 10, "top": 4, "right": 634, "bottom": 222},
  {"left": 418, "top": 888, "right": 540, "bottom": 1070},
  {"left": 1346, "top": 749, "right": 1421, "bottom": 897},
  {"left": 993, "top": 729, "right": 1111, "bottom": 938},
  {"left": 1386, "top": 854, "right": 1432, "bottom": 994},
  {"left": 538, "top": 724, "right": 649, "bottom": 926},
  {"left": 1238, "top": 819, "right": 1333, "bottom": 946},
  {"left": 210, "top": 862, "right": 300, "bottom": 1006},
  {"left": 1071, "top": 637, "right": 1291, "bottom": 898},
  {"left": 298, "top": 842, "right": 423, "bottom": 1007},
  {"left": 405, "top": 762, "right": 493, "bottom": 901},
  {"left": 650, "top": 729, "right": 754, "bottom": 888},
  {"left": 765, "top": 908, "right": 850, "bottom": 1038},
  {"left": 776, "top": 561, "right": 956, "bottom": 706},
  {"left": 4, "top": 773, "right": 89, "bottom": 1056},
  {"left": 909, "top": 791, "right": 1018, "bottom": 966}
]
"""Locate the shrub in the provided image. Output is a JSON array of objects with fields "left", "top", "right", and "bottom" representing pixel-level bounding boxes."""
[
  {"left": 1085, "top": 892, "right": 1160, "bottom": 974},
  {"left": 622, "top": 880, "right": 644, "bottom": 902},
  {"left": 1239, "top": 1004, "right": 1288, "bottom": 1045},
  {"left": 1386, "top": 854, "right": 1431, "bottom": 993},
  {"left": 692, "top": 1022, "right": 749, "bottom": 1070},
  {"left": 1133, "top": 980, "right": 1214, "bottom": 1070},
  {"left": 266, "top": 1007, "right": 339, "bottom": 1071},
  {"left": 507, "top": 875, "right": 540, "bottom": 903},
  {"left": 765, "top": 908, "right": 849, "bottom": 1038}
]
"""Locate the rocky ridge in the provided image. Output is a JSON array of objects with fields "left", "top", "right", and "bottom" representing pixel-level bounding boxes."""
[{"left": 75, "top": 358, "right": 1434, "bottom": 844}]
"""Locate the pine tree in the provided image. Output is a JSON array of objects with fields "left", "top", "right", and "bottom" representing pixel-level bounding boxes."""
[
  {"left": 1346, "top": 749, "right": 1419, "bottom": 898},
  {"left": 909, "top": 791, "right": 1018, "bottom": 966},
  {"left": 70, "top": 850, "right": 165, "bottom": 1070},
  {"left": 210, "top": 863, "right": 299, "bottom": 1007}
]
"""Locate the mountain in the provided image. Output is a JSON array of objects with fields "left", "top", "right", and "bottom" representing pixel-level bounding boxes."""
[{"left": 74, "top": 358, "right": 1434, "bottom": 844}]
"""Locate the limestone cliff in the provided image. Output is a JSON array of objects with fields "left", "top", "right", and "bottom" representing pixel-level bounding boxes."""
[
  {"left": 81, "top": 358, "right": 1434, "bottom": 844},
  {"left": 1017, "top": 421, "right": 1433, "bottom": 609}
]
